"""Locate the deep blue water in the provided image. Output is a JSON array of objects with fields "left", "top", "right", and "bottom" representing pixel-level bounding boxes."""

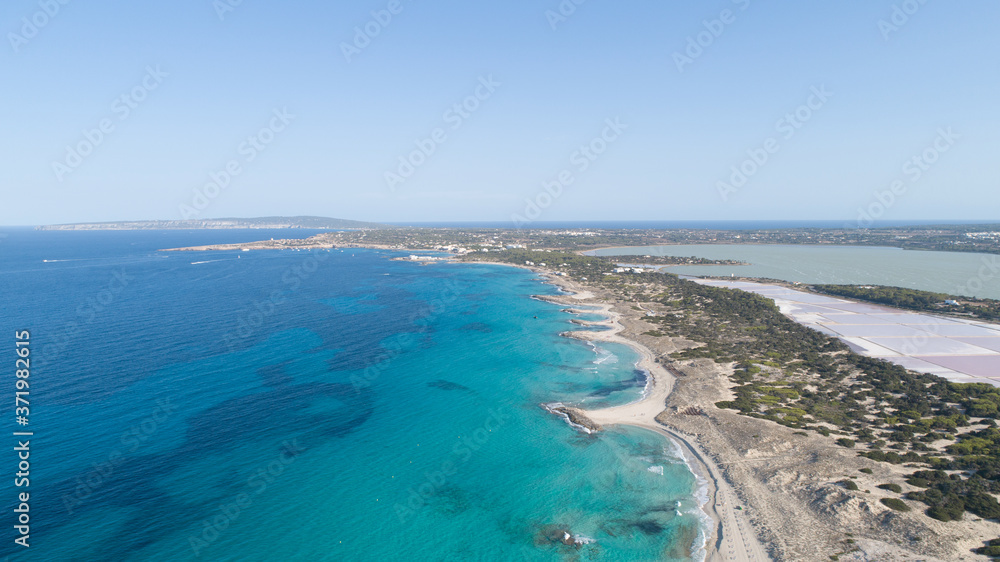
[{"left": 0, "top": 230, "right": 706, "bottom": 561}]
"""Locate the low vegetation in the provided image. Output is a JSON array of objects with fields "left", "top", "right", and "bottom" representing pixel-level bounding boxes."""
[
  {"left": 461, "top": 247, "right": 1000, "bottom": 558},
  {"left": 880, "top": 498, "right": 911, "bottom": 512},
  {"left": 813, "top": 284, "right": 1000, "bottom": 321}
]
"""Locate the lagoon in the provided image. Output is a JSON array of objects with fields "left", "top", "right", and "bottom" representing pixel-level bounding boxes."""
[{"left": 591, "top": 244, "right": 1000, "bottom": 300}]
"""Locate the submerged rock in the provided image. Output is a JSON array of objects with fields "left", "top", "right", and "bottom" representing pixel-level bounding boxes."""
[
  {"left": 534, "top": 524, "right": 597, "bottom": 549},
  {"left": 426, "top": 379, "right": 474, "bottom": 393}
]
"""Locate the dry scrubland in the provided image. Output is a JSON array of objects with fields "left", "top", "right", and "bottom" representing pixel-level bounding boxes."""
[{"left": 532, "top": 266, "right": 1000, "bottom": 561}]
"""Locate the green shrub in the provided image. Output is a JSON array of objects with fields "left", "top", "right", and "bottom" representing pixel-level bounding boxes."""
[
  {"left": 927, "top": 505, "right": 963, "bottom": 522},
  {"left": 839, "top": 480, "right": 859, "bottom": 491},
  {"left": 880, "top": 498, "right": 910, "bottom": 512},
  {"left": 974, "top": 539, "right": 1000, "bottom": 557},
  {"left": 878, "top": 483, "right": 902, "bottom": 493},
  {"left": 836, "top": 438, "right": 855, "bottom": 448},
  {"left": 965, "top": 492, "right": 1000, "bottom": 519},
  {"left": 974, "top": 544, "right": 1000, "bottom": 557},
  {"left": 916, "top": 493, "right": 965, "bottom": 522},
  {"left": 859, "top": 468, "right": 873, "bottom": 474}
]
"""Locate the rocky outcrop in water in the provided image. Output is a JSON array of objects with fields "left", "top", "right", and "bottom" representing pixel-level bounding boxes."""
[{"left": 548, "top": 406, "right": 603, "bottom": 433}]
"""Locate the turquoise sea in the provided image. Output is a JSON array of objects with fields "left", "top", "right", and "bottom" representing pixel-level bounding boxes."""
[{"left": 0, "top": 230, "right": 707, "bottom": 561}]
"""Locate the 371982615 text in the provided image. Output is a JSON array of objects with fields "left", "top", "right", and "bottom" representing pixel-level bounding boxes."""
[{"left": 14, "top": 330, "right": 32, "bottom": 548}]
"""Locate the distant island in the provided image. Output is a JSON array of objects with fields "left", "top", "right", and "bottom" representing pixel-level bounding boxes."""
[{"left": 37, "top": 216, "right": 393, "bottom": 231}]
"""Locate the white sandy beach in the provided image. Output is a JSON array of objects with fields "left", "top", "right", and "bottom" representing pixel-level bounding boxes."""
[
  {"left": 540, "top": 275, "right": 770, "bottom": 562},
  {"left": 459, "top": 260, "right": 1000, "bottom": 560}
]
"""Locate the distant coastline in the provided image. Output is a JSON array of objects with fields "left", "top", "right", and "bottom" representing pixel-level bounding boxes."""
[
  {"left": 150, "top": 227, "right": 1000, "bottom": 559},
  {"left": 36, "top": 216, "right": 393, "bottom": 231}
]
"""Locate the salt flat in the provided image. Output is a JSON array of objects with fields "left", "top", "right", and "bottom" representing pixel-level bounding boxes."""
[{"left": 694, "top": 279, "right": 1000, "bottom": 386}]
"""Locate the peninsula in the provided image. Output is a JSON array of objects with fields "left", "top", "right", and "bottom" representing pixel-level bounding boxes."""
[
  {"left": 156, "top": 222, "right": 1000, "bottom": 256},
  {"left": 159, "top": 223, "right": 1000, "bottom": 560}
]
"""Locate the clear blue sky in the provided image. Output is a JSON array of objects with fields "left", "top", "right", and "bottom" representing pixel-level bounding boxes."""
[{"left": 2, "top": 0, "right": 997, "bottom": 225}]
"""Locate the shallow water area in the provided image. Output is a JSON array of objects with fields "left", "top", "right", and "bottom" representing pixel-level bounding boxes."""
[{"left": 0, "top": 230, "right": 707, "bottom": 561}]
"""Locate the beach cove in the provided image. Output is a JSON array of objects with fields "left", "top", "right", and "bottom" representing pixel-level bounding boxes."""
[
  {"left": 524, "top": 269, "right": 770, "bottom": 562},
  {"left": 499, "top": 259, "right": 1000, "bottom": 561},
  {"left": 0, "top": 230, "right": 715, "bottom": 561}
]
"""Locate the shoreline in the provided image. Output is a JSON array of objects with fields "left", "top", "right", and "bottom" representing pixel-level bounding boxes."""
[
  {"left": 536, "top": 264, "right": 1000, "bottom": 561},
  {"left": 525, "top": 268, "right": 769, "bottom": 562},
  {"left": 161, "top": 245, "right": 999, "bottom": 558},
  {"left": 158, "top": 242, "right": 1000, "bottom": 559}
]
